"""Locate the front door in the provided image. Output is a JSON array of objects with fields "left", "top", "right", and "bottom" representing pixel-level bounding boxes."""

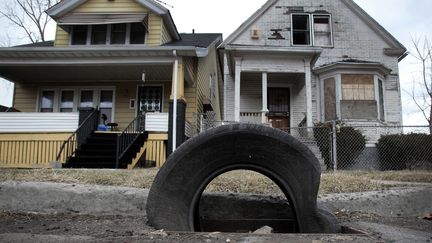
[
  {"left": 137, "top": 86, "right": 163, "bottom": 114},
  {"left": 268, "top": 88, "right": 290, "bottom": 131}
]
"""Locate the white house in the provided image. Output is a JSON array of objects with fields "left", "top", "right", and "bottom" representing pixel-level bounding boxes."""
[{"left": 219, "top": 0, "right": 407, "bottom": 133}]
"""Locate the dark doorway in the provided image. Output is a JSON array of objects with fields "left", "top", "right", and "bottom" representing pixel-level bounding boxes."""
[{"left": 268, "top": 87, "right": 290, "bottom": 131}]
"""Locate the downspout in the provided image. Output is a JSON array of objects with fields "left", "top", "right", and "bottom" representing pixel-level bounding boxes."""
[{"left": 172, "top": 50, "right": 178, "bottom": 152}]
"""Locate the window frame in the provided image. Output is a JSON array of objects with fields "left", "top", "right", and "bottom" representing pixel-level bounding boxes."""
[
  {"left": 37, "top": 87, "right": 116, "bottom": 122},
  {"left": 320, "top": 72, "right": 386, "bottom": 122},
  {"left": 291, "top": 13, "right": 312, "bottom": 47},
  {"left": 291, "top": 13, "right": 334, "bottom": 47},
  {"left": 69, "top": 23, "right": 147, "bottom": 46},
  {"left": 311, "top": 14, "right": 334, "bottom": 47}
]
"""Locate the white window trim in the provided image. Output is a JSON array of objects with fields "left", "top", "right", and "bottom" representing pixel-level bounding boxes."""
[
  {"left": 320, "top": 72, "right": 386, "bottom": 122},
  {"left": 291, "top": 13, "right": 334, "bottom": 47},
  {"left": 291, "top": 13, "right": 313, "bottom": 47},
  {"left": 311, "top": 14, "right": 334, "bottom": 48},
  {"left": 37, "top": 86, "right": 116, "bottom": 122},
  {"left": 59, "top": 89, "right": 77, "bottom": 112}
]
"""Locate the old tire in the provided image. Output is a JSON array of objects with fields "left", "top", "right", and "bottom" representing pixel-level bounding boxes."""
[{"left": 147, "top": 123, "right": 335, "bottom": 233}]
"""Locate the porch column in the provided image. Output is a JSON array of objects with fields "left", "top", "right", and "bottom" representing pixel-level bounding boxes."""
[
  {"left": 305, "top": 62, "right": 313, "bottom": 128},
  {"left": 168, "top": 57, "right": 186, "bottom": 155},
  {"left": 261, "top": 72, "right": 269, "bottom": 124},
  {"left": 234, "top": 57, "right": 242, "bottom": 122}
]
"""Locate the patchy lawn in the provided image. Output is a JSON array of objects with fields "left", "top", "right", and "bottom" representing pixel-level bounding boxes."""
[{"left": 0, "top": 168, "right": 430, "bottom": 195}]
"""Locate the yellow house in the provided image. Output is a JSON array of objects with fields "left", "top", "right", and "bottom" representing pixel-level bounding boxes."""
[{"left": 0, "top": 0, "right": 223, "bottom": 169}]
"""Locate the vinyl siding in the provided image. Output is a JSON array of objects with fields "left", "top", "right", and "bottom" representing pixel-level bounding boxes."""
[
  {"left": 160, "top": 21, "right": 172, "bottom": 45},
  {"left": 54, "top": 26, "right": 69, "bottom": 47},
  {"left": 13, "top": 83, "right": 38, "bottom": 112},
  {"left": 0, "top": 113, "right": 79, "bottom": 132}
]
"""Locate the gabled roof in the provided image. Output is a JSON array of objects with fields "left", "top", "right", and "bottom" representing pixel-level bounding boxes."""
[
  {"left": 220, "top": 0, "right": 406, "bottom": 59},
  {"left": 46, "top": 0, "right": 180, "bottom": 40}
]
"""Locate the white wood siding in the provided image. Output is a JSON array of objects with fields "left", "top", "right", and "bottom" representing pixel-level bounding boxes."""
[
  {"left": 145, "top": 113, "right": 168, "bottom": 132},
  {"left": 0, "top": 113, "right": 79, "bottom": 132}
]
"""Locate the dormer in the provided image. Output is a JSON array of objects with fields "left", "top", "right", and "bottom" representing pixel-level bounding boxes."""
[{"left": 46, "top": 0, "right": 180, "bottom": 47}]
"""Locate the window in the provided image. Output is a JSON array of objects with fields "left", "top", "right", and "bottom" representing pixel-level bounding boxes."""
[
  {"left": 40, "top": 91, "right": 55, "bottom": 112},
  {"left": 110, "top": 24, "right": 126, "bottom": 44},
  {"left": 91, "top": 25, "right": 107, "bottom": 45},
  {"left": 313, "top": 15, "right": 332, "bottom": 46},
  {"left": 139, "top": 87, "right": 162, "bottom": 112},
  {"left": 71, "top": 26, "right": 88, "bottom": 45},
  {"left": 71, "top": 23, "right": 146, "bottom": 46},
  {"left": 99, "top": 90, "right": 114, "bottom": 124},
  {"left": 130, "top": 23, "right": 146, "bottom": 44},
  {"left": 292, "top": 14, "right": 311, "bottom": 45},
  {"left": 291, "top": 13, "right": 333, "bottom": 47},
  {"left": 342, "top": 74, "right": 375, "bottom": 100},
  {"left": 60, "top": 90, "right": 74, "bottom": 112},
  {"left": 80, "top": 91, "right": 94, "bottom": 108}
]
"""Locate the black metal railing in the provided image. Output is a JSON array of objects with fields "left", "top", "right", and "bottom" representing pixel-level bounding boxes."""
[
  {"left": 116, "top": 114, "right": 146, "bottom": 168},
  {"left": 56, "top": 109, "right": 99, "bottom": 162}
]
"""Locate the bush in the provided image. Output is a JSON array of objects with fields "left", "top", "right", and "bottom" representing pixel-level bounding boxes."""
[
  {"left": 314, "top": 122, "right": 366, "bottom": 170},
  {"left": 376, "top": 134, "right": 432, "bottom": 170}
]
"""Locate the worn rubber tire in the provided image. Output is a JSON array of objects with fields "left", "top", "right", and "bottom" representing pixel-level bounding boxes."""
[{"left": 147, "top": 123, "right": 335, "bottom": 233}]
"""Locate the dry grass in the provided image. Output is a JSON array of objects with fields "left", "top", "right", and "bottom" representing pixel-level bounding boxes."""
[{"left": 0, "top": 168, "right": 430, "bottom": 195}]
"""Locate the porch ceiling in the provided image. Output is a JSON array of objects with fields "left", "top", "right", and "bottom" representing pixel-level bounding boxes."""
[
  {"left": 241, "top": 72, "right": 304, "bottom": 83},
  {"left": 0, "top": 64, "right": 173, "bottom": 83}
]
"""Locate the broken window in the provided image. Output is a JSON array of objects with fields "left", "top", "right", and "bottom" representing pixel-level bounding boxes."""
[
  {"left": 313, "top": 15, "right": 332, "bottom": 46},
  {"left": 292, "top": 14, "right": 311, "bottom": 45},
  {"left": 71, "top": 25, "right": 88, "bottom": 45}
]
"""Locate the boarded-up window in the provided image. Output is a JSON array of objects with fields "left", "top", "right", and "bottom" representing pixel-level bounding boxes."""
[
  {"left": 342, "top": 74, "right": 374, "bottom": 100},
  {"left": 313, "top": 15, "right": 332, "bottom": 46},
  {"left": 324, "top": 77, "right": 337, "bottom": 120}
]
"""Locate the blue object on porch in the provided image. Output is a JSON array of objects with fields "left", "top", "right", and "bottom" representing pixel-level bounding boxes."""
[{"left": 98, "top": 124, "right": 108, "bottom": 131}]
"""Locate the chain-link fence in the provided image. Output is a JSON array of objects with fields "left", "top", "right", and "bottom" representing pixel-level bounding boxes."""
[{"left": 196, "top": 114, "right": 432, "bottom": 171}]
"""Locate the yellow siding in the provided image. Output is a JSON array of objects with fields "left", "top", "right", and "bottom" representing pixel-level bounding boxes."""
[
  {"left": 74, "top": 0, "right": 148, "bottom": 13},
  {"left": 0, "top": 133, "right": 72, "bottom": 168},
  {"left": 13, "top": 83, "right": 38, "bottom": 112},
  {"left": 196, "top": 46, "right": 222, "bottom": 121},
  {"left": 55, "top": 26, "right": 69, "bottom": 47},
  {"left": 160, "top": 21, "right": 172, "bottom": 45},
  {"left": 147, "top": 13, "right": 162, "bottom": 46},
  {"left": 53, "top": 0, "right": 164, "bottom": 46},
  {"left": 115, "top": 82, "right": 138, "bottom": 130}
]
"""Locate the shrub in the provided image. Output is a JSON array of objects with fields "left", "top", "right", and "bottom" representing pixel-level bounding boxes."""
[
  {"left": 376, "top": 134, "right": 432, "bottom": 170},
  {"left": 314, "top": 122, "right": 366, "bottom": 170}
]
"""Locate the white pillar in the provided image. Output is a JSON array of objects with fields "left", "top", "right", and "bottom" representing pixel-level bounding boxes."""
[
  {"left": 234, "top": 58, "right": 242, "bottom": 122},
  {"left": 261, "top": 72, "right": 269, "bottom": 124},
  {"left": 172, "top": 52, "right": 179, "bottom": 152},
  {"left": 305, "top": 61, "right": 313, "bottom": 128}
]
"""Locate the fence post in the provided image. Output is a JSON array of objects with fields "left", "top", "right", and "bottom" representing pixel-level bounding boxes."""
[{"left": 332, "top": 121, "right": 338, "bottom": 172}]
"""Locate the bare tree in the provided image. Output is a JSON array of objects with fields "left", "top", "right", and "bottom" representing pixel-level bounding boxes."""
[
  {"left": 0, "top": 0, "right": 57, "bottom": 43},
  {"left": 409, "top": 37, "right": 432, "bottom": 133}
]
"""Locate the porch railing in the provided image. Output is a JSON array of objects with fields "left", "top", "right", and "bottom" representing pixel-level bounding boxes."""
[
  {"left": 116, "top": 114, "right": 146, "bottom": 168},
  {"left": 55, "top": 109, "right": 99, "bottom": 162}
]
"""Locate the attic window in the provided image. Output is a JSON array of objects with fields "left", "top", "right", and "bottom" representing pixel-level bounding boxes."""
[
  {"left": 130, "top": 23, "right": 146, "bottom": 44},
  {"left": 91, "top": 25, "right": 107, "bottom": 45},
  {"left": 313, "top": 15, "right": 332, "bottom": 47},
  {"left": 71, "top": 25, "right": 88, "bottom": 45},
  {"left": 292, "top": 14, "right": 311, "bottom": 45}
]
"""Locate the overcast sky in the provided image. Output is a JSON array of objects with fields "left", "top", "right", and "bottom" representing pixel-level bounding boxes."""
[{"left": 0, "top": 0, "right": 431, "bottom": 125}]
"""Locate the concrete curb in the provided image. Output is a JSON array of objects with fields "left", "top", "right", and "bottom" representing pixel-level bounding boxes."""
[{"left": 0, "top": 181, "right": 148, "bottom": 216}]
